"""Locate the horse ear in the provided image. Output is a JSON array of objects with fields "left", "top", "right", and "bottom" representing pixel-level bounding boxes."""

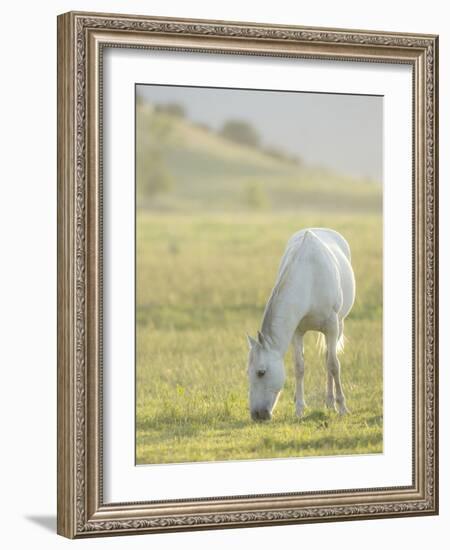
[{"left": 247, "top": 334, "right": 258, "bottom": 349}]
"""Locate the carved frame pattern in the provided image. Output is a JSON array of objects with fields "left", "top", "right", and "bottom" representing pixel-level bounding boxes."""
[{"left": 57, "top": 11, "right": 438, "bottom": 538}]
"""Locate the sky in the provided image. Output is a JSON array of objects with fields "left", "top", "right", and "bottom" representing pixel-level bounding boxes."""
[{"left": 137, "top": 84, "right": 383, "bottom": 182}]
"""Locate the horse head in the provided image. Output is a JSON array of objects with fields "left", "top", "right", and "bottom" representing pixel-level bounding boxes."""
[{"left": 247, "top": 331, "right": 285, "bottom": 421}]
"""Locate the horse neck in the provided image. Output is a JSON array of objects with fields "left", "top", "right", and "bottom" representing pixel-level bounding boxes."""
[{"left": 260, "top": 284, "right": 303, "bottom": 356}]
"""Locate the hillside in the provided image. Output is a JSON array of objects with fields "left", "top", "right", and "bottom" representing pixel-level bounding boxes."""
[{"left": 136, "top": 103, "right": 382, "bottom": 213}]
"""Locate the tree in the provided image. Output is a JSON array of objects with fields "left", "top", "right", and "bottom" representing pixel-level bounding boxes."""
[
  {"left": 136, "top": 106, "right": 175, "bottom": 201},
  {"left": 155, "top": 102, "right": 186, "bottom": 118},
  {"left": 220, "top": 119, "right": 260, "bottom": 148},
  {"left": 139, "top": 151, "right": 173, "bottom": 197},
  {"left": 243, "top": 180, "right": 269, "bottom": 210}
]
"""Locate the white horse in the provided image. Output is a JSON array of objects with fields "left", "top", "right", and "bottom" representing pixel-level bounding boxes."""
[{"left": 247, "top": 228, "right": 355, "bottom": 421}]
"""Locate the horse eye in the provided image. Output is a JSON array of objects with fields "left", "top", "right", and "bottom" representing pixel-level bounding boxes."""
[{"left": 256, "top": 369, "right": 266, "bottom": 378}]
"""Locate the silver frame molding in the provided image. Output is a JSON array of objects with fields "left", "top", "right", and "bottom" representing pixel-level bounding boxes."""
[{"left": 57, "top": 11, "right": 439, "bottom": 538}]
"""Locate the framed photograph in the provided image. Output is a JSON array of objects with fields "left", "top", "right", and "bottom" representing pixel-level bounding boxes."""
[{"left": 57, "top": 11, "right": 439, "bottom": 538}]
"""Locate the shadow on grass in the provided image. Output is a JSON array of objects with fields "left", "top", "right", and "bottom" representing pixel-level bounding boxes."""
[
  {"left": 137, "top": 413, "right": 254, "bottom": 438},
  {"left": 137, "top": 406, "right": 342, "bottom": 442},
  {"left": 253, "top": 431, "right": 383, "bottom": 454},
  {"left": 365, "top": 414, "right": 383, "bottom": 426}
]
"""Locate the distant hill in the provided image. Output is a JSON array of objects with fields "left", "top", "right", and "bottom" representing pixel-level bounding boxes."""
[{"left": 136, "top": 102, "right": 382, "bottom": 213}]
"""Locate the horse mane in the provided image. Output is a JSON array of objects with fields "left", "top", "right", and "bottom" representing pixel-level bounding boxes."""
[{"left": 260, "top": 234, "right": 311, "bottom": 336}]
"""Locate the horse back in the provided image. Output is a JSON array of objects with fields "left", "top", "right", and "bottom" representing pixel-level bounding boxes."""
[
  {"left": 286, "top": 227, "right": 351, "bottom": 262},
  {"left": 283, "top": 228, "right": 355, "bottom": 320}
]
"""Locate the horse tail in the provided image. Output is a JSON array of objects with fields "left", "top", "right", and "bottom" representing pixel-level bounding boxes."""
[{"left": 316, "top": 324, "right": 345, "bottom": 354}]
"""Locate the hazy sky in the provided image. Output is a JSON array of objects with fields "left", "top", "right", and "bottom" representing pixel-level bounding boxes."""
[{"left": 137, "top": 84, "right": 383, "bottom": 182}]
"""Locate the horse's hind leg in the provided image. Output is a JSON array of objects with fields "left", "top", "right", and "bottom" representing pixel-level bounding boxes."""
[
  {"left": 325, "top": 317, "right": 349, "bottom": 416},
  {"left": 325, "top": 369, "right": 335, "bottom": 411},
  {"left": 292, "top": 330, "right": 307, "bottom": 417}
]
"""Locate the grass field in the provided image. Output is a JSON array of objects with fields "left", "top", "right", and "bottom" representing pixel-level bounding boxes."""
[{"left": 136, "top": 212, "right": 383, "bottom": 464}]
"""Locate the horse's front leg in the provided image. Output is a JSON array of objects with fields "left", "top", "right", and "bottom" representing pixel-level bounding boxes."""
[{"left": 292, "top": 331, "right": 307, "bottom": 417}]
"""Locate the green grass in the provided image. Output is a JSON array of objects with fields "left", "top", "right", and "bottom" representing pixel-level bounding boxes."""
[
  {"left": 136, "top": 212, "right": 383, "bottom": 464},
  {"left": 136, "top": 102, "right": 383, "bottom": 464}
]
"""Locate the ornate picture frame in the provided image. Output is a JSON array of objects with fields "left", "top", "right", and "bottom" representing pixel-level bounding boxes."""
[{"left": 57, "top": 11, "right": 439, "bottom": 538}]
